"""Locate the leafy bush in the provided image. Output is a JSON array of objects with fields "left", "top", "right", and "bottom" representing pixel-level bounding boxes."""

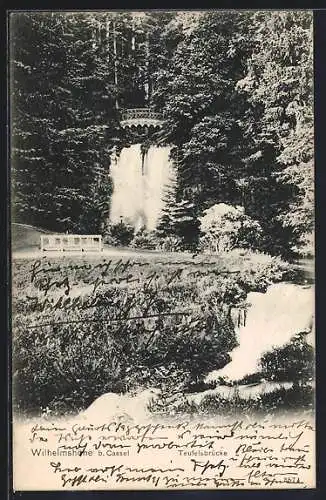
[
  {"left": 199, "top": 203, "right": 263, "bottom": 253},
  {"left": 207, "top": 248, "right": 293, "bottom": 293},
  {"left": 104, "top": 220, "right": 134, "bottom": 246},
  {"left": 259, "top": 333, "right": 314, "bottom": 384},
  {"left": 158, "top": 235, "right": 184, "bottom": 252},
  {"left": 130, "top": 228, "right": 160, "bottom": 250}
]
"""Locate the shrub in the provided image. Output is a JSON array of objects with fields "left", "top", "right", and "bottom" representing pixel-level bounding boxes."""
[
  {"left": 159, "top": 235, "right": 183, "bottom": 252},
  {"left": 199, "top": 203, "right": 263, "bottom": 253},
  {"left": 104, "top": 220, "right": 134, "bottom": 246},
  {"left": 259, "top": 333, "right": 315, "bottom": 384},
  {"left": 130, "top": 229, "right": 159, "bottom": 250}
]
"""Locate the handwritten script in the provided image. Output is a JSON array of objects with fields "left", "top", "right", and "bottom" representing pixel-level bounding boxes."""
[
  {"left": 13, "top": 416, "right": 315, "bottom": 490},
  {"left": 12, "top": 257, "right": 315, "bottom": 490}
]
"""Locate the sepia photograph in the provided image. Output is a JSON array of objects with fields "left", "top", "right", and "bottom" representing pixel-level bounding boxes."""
[{"left": 10, "top": 9, "right": 315, "bottom": 491}]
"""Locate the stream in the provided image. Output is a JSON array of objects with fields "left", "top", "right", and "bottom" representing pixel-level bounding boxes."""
[{"left": 206, "top": 259, "right": 315, "bottom": 384}]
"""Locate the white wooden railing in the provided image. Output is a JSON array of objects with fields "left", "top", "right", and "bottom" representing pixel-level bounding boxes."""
[{"left": 40, "top": 234, "right": 102, "bottom": 252}]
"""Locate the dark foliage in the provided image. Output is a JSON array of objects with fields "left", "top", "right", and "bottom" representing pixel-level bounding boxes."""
[
  {"left": 12, "top": 253, "right": 289, "bottom": 415},
  {"left": 10, "top": 12, "right": 313, "bottom": 258},
  {"left": 259, "top": 333, "right": 314, "bottom": 384}
]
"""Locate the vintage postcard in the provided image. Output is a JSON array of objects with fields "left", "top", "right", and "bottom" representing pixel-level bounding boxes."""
[{"left": 10, "top": 10, "right": 315, "bottom": 491}]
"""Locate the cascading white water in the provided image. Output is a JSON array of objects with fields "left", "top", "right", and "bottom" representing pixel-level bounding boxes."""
[
  {"left": 110, "top": 144, "right": 173, "bottom": 231},
  {"left": 206, "top": 282, "right": 315, "bottom": 382}
]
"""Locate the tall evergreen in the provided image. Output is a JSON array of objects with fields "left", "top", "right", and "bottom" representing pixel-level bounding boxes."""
[
  {"left": 153, "top": 11, "right": 314, "bottom": 256},
  {"left": 235, "top": 11, "right": 314, "bottom": 256},
  {"left": 11, "top": 13, "right": 66, "bottom": 229},
  {"left": 10, "top": 11, "right": 314, "bottom": 256},
  {"left": 152, "top": 12, "right": 252, "bottom": 210},
  {"left": 11, "top": 13, "right": 116, "bottom": 233}
]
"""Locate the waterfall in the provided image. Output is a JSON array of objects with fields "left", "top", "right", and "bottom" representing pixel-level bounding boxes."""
[
  {"left": 110, "top": 144, "right": 173, "bottom": 231},
  {"left": 206, "top": 282, "right": 315, "bottom": 382}
]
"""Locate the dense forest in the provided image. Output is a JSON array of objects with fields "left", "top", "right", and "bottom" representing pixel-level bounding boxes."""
[{"left": 10, "top": 11, "right": 314, "bottom": 258}]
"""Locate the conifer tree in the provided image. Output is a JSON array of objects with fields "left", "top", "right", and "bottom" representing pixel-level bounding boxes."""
[
  {"left": 10, "top": 11, "right": 314, "bottom": 256},
  {"left": 237, "top": 11, "right": 314, "bottom": 255},
  {"left": 11, "top": 12, "right": 116, "bottom": 233},
  {"left": 157, "top": 163, "right": 199, "bottom": 249}
]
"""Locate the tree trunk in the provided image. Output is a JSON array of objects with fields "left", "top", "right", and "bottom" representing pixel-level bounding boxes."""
[{"left": 113, "top": 20, "right": 119, "bottom": 109}]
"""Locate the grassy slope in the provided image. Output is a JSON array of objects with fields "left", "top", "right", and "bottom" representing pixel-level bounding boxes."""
[
  {"left": 12, "top": 249, "right": 292, "bottom": 415},
  {"left": 11, "top": 223, "right": 55, "bottom": 251}
]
